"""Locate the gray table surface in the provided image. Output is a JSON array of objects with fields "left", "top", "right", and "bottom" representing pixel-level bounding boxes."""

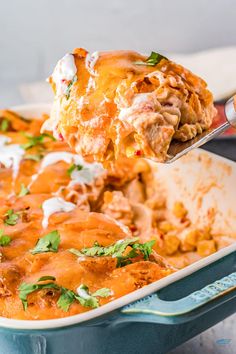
[{"left": 1, "top": 86, "right": 236, "bottom": 354}]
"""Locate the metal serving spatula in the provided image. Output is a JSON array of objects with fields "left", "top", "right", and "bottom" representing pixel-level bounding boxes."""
[{"left": 166, "top": 95, "right": 236, "bottom": 163}]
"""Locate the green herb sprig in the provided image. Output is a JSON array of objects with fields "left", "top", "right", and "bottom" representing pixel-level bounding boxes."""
[
  {"left": 67, "top": 163, "right": 83, "bottom": 177},
  {"left": 30, "top": 230, "right": 60, "bottom": 254},
  {"left": 65, "top": 75, "right": 77, "bottom": 100},
  {"left": 135, "top": 51, "right": 168, "bottom": 66},
  {"left": 18, "top": 184, "right": 30, "bottom": 197},
  {"left": 21, "top": 133, "right": 55, "bottom": 150},
  {"left": 0, "top": 119, "right": 9, "bottom": 132},
  {"left": 18, "top": 276, "right": 111, "bottom": 311},
  {"left": 4, "top": 209, "right": 20, "bottom": 226},
  {"left": 69, "top": 238, "right": 155, "bottom": 267},
  {"left": 0, "top": 229, "right": 11, "bottom": 246}
]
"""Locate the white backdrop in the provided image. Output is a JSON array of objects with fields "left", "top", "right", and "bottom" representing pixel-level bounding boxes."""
[{"left": 1, "top": 0, "right": 236, "bottom": 85}]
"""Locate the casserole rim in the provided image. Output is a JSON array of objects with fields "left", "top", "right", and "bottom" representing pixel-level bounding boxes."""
[{"left": 0, "top": 103, "right": 235, "bottom": 330}]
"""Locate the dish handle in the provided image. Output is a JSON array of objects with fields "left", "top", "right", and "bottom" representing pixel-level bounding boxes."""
[{"left": 119, "top": 256, "right": 236, "bottom": 325}]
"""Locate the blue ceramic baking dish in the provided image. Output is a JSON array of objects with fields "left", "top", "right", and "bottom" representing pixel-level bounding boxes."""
[
  {"left": 1, "top": 104, "right": 235, "bottom": 354},
  {"left": 0, "top": 250, "right": 235, "bottom": 354}
]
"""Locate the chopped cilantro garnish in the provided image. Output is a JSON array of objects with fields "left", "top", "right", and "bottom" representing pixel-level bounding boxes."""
[
  {"left": 65, "top": 75, "right": 77, "bottom": 100},
  {"left": 57, "top": 287, "right": 75, "bottom": 311},
  {"left": 0, "top": 119, "right": 9, "bottom": 132},
  {"left": 67, "top": 163, "right": 83, "bottom": 176},
  {"left": 135, "top": 51, "right": 168, "bottom": 66},
  {"left": 18, "top": 276, "right": 59, "bottom": 311},
  {"left": 4, "top": 209, "right": 20, "bottom": 226},
  {"left": 38, "top": 276, "right": 56, "bottom": 282},
  {"left": 69, "top": 237, "right": 155, "bottom": 267},
  {"left": 74, "top": 284, "right": 111, "bottom": 309},
  {"left": 30, "top": 230, "right": 60, "bottom": 254},
  {"left": 18, "top": 183, "right": 30, "bottom": 197},
  {"left": 18, "top": 276, "right": 111, "bottom": 311},
  {"left": 21, "top": 133, "right": 55, "bottom": 150},
  {"left": 0, "top": 229, "right": 11, "bottom": 246}
]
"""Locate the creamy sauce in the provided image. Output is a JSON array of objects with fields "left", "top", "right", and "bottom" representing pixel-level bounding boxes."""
[
  {"left": 42, "top": 196, "right": 76, "bottom": 228},
  {"left": 76, "top": 286, "right": 91, "bottom": 299},
  {"left": 69, "top": 162, "right": 104, "bottom": 187},
  {"left": 119, "top": 93, "right": 153, "bottom": 120},
  {"left": 41, "top": 100, "right": 62, "bottom": 138},
  {"left": 0, "top": 135, "right": 11, "bottom": 146},
  {"left": 0, "top": 135, "right": 25, "bottom": 179},
  {"left": 28, "top": 151, "right": 105, "bottom": 189},
  {"left": 85, "top": 51, "right": 99, "bottom": 76},
  {"left": 104, "top": 215, "right": 131, "bottom": 236},
  {"left": 52, "top": 53, "right": 77, "bottom": 96}
]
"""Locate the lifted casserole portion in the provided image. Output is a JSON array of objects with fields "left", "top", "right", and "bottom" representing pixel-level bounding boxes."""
[{"left": 43, "top": 48, "right": 216, "bottom": 162}]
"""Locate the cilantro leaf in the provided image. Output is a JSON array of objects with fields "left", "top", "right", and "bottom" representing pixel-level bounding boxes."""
[
  {"left": 4, "top": 209, "right": 19, "bottom": 226},
  {"left": 0, "top": 229, "right": 11, "bottom": 246},
  {"left": 75, "top": 284, "right": 98, "bottom": 308},
  {"left": 18, "top": 184, "right": 30, "bottom": 197},
  {"left": 57, "top": 288, "right": 76, "bottom": 311},
  {"left": 0, "top": 119, "right": 9, "bottom": 132},
  {"left": 18, "top": 277, "right": 59, "bottom": 310},
  {"left": 18, "top": 276, "right": 111, "bottom": 312},
  {"left": 38, "top": 276, "right": 56, "bottom": 282},
  {"left": 30, "top": 230, "right": 60, "bottom": 254},
  {"left": 65, "top": 75, "right": 77, "bottom": 100},
  {"left": 69, "top": 237, "right": 139, "bottom": 258},
  {"left": 67, "top": 163, "right": 83, "bottom": 176},
  {"left": 135, "top": 51, "right": 168, "bottom": 66},
  {"left": 21, "top": 133, "right": 55, "bottom": 150},
  {"left": 69, "top": 237, "right": 155, "bottom": 267},
  {"left": 132, "top": 240, "right": 156, "bottom": 260},
  {"left": 92, "top": 288, "right": 112, "bottom": 298}
]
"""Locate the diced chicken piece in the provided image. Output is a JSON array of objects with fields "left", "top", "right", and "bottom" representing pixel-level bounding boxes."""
[
  {"left": 172, "top": 201, "right": 188, "bottom": 219},
  {"left": 163, "top": 233, "right": 180, "bottom": 255},
  {"left": 124, "top": 179, "right": 145, "bottom": 204},
  {"left": 0, "top": 264, "right": 22, "bottom": 297},
  {"left": 101, "top": 191, "right": 134, "bottom": 227}
]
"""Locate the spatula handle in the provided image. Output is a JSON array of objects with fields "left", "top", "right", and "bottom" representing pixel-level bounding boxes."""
[{"left": 225, "top": 95, "right": 236, "bottom": 127}]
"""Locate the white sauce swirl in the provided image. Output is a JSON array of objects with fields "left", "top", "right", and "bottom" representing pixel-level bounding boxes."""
[
  {"left": 85, "top": 51, "right": 99, "bottom": 76},
  {"left": 28, "top": 151, "right": 105, "bottom": 189},
  {"left": 42, "top": 196, "right": 76, "bottom": 229},
  {"left": 0, "top": 135, "right": 25, "bottom": 179},
  {"left": 51, "top": 53, "right": 77, "bottom": 96}
]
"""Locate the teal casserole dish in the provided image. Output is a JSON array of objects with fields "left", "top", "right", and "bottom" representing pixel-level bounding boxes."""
[{"left": 0, "top": 105, "right": 235, "bottom": 354}]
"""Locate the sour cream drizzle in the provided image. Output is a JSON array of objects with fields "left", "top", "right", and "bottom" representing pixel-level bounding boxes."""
[
  {"left": 0, "top": 134, "right": 25, "bottom": 180},
  {"left": 85, "top": 51, "right": 99, "bottom": 76},
  {"left": 76, "top": 286, "right": 91, "bottom": 299},
  {"left": 42, "top": 196, "right": 76, "bottom": 229},
  {"left": 52, "top": 53, "right": 77, "bottom": 96},
  {"left": 28, "top": 151, "right": 105, "bottom": 189}
]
